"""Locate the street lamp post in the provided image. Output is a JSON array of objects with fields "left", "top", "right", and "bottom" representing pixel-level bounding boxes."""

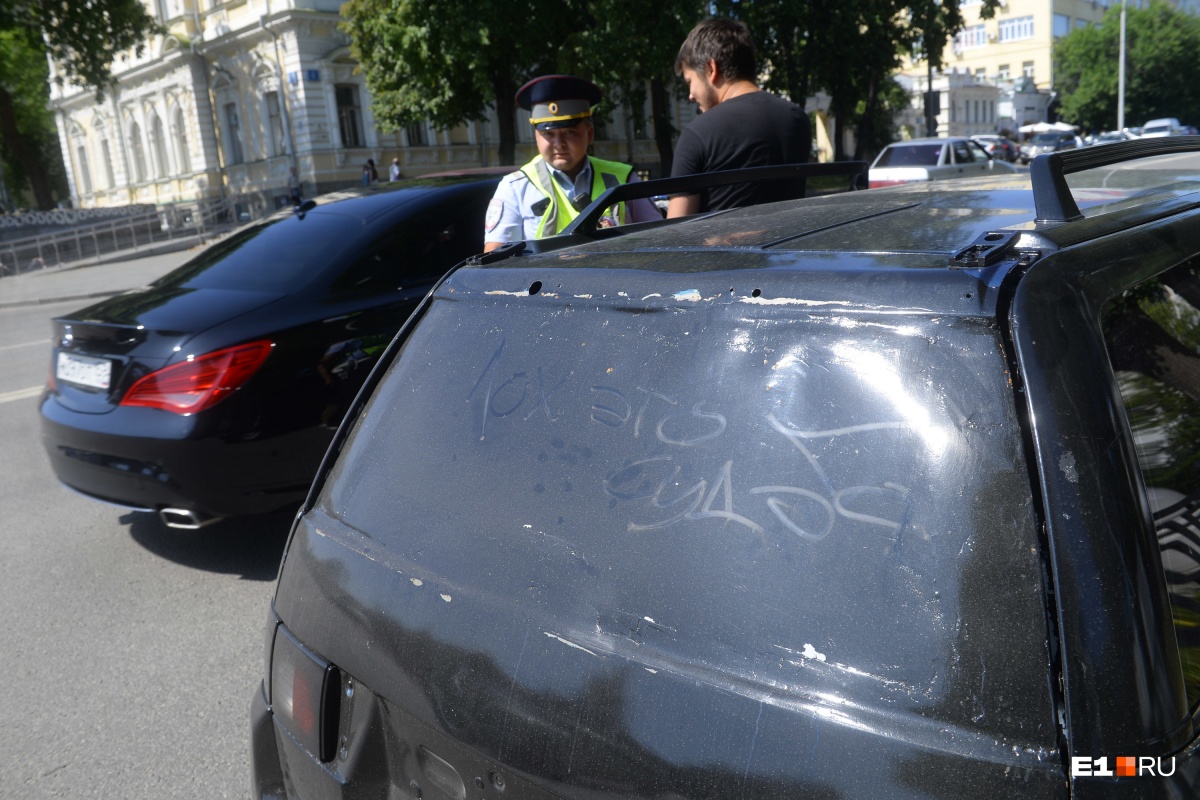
[{"left": 1118, "top": 0, "right": 1127, "bottom": 131}]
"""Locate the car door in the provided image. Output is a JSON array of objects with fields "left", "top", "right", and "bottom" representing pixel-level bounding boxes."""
[
  {"left": 952, "top": 140, "right": 991, "bottom": 178},
  {"left": 1010, "top": 225, "right": 1200, "bottom": 797}
]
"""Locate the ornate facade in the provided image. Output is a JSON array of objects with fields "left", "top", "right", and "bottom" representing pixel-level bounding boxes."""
[{"left": 50, "top": 0, "right": 684, "bottom": 215}]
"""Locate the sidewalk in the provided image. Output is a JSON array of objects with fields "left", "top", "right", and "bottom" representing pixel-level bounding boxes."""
[{"left": 0, "top": 240, "right": 206, "bottom": 310}]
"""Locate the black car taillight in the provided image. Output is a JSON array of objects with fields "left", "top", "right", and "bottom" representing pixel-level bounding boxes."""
[
  {"left": 270, "top": 625, "right": 340, "bottom": 762},
  {"left": 120, "top": 340, "right": 273, "bottom": 414}
]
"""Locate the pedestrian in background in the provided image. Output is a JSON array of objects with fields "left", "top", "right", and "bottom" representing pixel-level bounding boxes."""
[
  {"left": 668, "top": 17, "right": 811, "bottom": 217},
  {"left": 389, "top": 157, "right": 403, "bottom": 181},
  {"left": 287, "top": 166, "right": 303, "bottom": 204},
  {"left": 362, "top": 159, "right": 379, "bottom": 186}
]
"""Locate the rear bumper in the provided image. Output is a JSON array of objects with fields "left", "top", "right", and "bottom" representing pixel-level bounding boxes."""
[{"left": 39, "top": 393, "right": 329, "bottom": 517}]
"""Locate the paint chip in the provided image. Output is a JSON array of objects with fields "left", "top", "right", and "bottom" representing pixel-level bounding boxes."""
[{"left": 410, "top": 578, "right": 423, "bottom": 587}]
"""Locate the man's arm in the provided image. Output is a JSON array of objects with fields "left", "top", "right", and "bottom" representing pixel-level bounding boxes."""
[
  {"left": 667, "top": 127, "right": 705, "bottom": 218},
  {"left": 667, "top": 194, "right": 702, "bottom": 218},
  {"left": 483, "top": 177, "right": 525, "bottom": 251}
]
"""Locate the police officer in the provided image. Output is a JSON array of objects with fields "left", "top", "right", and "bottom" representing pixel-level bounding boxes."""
[{"left": 484, "top": 75, "right": 659, "bottom": 251}]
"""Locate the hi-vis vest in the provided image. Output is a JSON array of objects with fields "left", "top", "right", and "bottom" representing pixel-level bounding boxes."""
[{"left": 519, "top": 155, "right": 633, "bottom": 238}]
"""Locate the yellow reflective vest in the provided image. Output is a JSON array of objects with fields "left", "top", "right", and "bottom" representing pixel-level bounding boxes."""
[{"left": 518, "top": 155, "right": 633, "bottom": 238}]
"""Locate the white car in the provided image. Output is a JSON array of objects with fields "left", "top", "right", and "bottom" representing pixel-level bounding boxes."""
[
  {"left": 868, "top": 137, "right": 1020, "bottom": 189},
  {"left": 1141, "top": 118, "right": 1185, "bottom": 138}
]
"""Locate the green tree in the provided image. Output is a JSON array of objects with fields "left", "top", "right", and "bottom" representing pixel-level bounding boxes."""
[
  {"left": 558, "top": 0, "right": 705, "bottom": 175},
  {"left": 0, "top": 1, "right": 158, "bottom": 209},
  {"left": 1055, "top": 1, "right": 1200, "bottom": 132},
  {"left": 342, "top": 0, "right": 584, "bottom": 167},
  {"left": 714, "top": 1, "right": 1002, "bottom": 160}
]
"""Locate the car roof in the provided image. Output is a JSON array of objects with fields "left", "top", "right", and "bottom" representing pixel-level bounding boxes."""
[
  {"left": 544, "top": 174, "right": 1035, "bottom": 262},
  {"left": 270, "top": 173, "right": 503, "bottom": 224},
  {"left": 486, "top": 139, "right": 1200, "bottom": 280}
]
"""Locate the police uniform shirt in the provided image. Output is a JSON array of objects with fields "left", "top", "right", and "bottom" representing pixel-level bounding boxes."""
[
  {"left": 485, "top": 159, "right": 658, "bottom": 244},
  {"left": 485, "top": 159, "right": 596, "bottom": 244}
]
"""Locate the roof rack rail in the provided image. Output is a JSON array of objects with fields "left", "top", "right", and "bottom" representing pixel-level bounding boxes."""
[
  {"left": 1031, "top": 135, "right": 1200, "bottom": 224},
  {"left": 524, "top": 161, "right": 868, "bottom": 250}
]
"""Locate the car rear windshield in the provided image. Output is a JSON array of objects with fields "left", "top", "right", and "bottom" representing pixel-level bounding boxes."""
[
  {"left": 151, "top": 212, "right": 370, "bottom": 293},
  {"left": 872, "top": 143, "right": 943, "bottom": 167},
  {"left": 316, "top": 270, "right": 1055, "bottom": 743}
]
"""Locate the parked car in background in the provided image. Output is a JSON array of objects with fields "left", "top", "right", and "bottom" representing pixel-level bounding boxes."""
[
  {"left": 1142, "top": 117, "right": 1185, "bottom": 138},
  {"left": 252, "top": 141, "right": 1200, "bottom": 798},
  {"left": 39, "top": 173, "right": 503, "bottom": 529},
  {"left": 1088, "top": 130, "right": 1137, "bottom": 146},
  {"left": 1019, "top": 131, "right": 1081, "bottom": 163},
  {"left": 868, "top": 136, "right": 1019, "bottom": 188},
  {"left": 971, "top": 134, "right": 1019, "bottom": 162}
]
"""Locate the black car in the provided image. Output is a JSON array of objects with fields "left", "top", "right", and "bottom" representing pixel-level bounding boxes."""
[
  {"left": 251, "top": 145, "right": 1200, "bottom": 797},
  {"left": 39, "top": 174, "right": 502, "bottom": 528}
]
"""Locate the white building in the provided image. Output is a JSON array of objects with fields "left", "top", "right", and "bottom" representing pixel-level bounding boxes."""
[{"left": 50, "top": 0, "right": 687, "bottom": 215}]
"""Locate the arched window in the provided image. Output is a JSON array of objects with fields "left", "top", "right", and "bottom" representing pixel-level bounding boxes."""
[
  {"left": 69, "top": 124, "right": 92, "bottom": 194},
  {"left": 129, "top": 119, "right": 147, "bottom": 183},
  {"left": 148, "top": 110, "right": 169, "bottom": 178},
  {"left": 172, "top": 106, "right": 191, "bottom": 174},
  {"left": 223, "top": 102, "right": 244, "bottom": 164},
  {"left": 95, "top": 119, "right": 116, "bottom": 189}
]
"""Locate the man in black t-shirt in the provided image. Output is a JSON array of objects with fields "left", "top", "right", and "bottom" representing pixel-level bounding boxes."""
[{"left": 668, "top": 17, "right": 811, "bottom": 217}]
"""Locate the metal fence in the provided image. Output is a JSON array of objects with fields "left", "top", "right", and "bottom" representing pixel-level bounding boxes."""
[{"left": 0, "top": 197, "right": 243, "bottom": 278}]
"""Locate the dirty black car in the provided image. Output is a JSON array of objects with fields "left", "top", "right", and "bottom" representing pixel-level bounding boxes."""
[
  {"left": 39, "top": 174, "right": 501, "bottom": 528},
  {"left": 251, "top": 146, "right": 1200, "bottom": 797}
]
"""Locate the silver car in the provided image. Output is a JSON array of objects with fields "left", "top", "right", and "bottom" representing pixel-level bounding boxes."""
[{"left": 869, "top": 137, "right": 1019, "bottom": 188}]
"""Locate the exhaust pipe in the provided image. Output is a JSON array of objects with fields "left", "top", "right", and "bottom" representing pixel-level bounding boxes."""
[{"left": 159, "top": 508, "right": 223, "bottom": 530}]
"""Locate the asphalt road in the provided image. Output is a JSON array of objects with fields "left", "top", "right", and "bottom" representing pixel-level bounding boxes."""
[{"left": 0, "top": 254, "right": 289, "bottom": 799}]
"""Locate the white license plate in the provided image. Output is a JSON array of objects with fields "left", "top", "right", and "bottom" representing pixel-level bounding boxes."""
[{"left": 56, "top": 352, "right": 112, "bottom": 390}]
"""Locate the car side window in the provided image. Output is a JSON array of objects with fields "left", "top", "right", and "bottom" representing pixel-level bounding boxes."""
[
  {"left": 331, "top": 199, "right": 487, "bottom": 297},
  {"left": 967, "top": 140, "right": 991, "bottom": 162},
  {"left": 1102, "top": 261, "right": 1200, "bottom": 709},
  {"left": 951, "top": 141, "right": 973, "bottom": 165}
]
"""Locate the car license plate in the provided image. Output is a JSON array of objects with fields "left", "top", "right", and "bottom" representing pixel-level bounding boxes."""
[{"left": 56, "top": 351, "right": 112, "bottom": 390}]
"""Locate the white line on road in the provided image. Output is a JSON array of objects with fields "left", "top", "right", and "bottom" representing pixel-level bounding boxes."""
[
  {"left": 0, "top": 386, "right": 44, "bottom": 404},
  {"left": 0, "top": 339, "right": 47, "bottom": 352}
]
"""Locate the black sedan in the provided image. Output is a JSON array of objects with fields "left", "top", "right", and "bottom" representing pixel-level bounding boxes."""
[{"left": 39, "top": 174, "right": 502, "bottom": 528}]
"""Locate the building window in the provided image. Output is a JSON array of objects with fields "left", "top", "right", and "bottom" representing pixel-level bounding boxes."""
[
  {"left": 223, "top": 102, "right": 244, "bottom": 164},
  {"left": 99, "top": 137, "right": 115, "bottom": 189},
  {"left": 1053, "top": 14, "right": 1071, "bottom": 38},
  {"left": 1076, "top": 19, "right": 1089, "bottom": 30},
  {"left": 265, "top": 91, "right": 286, "bottom": 157},
  {"left": 172, "top": 107, "right": 191, "bottom": 174},
  {"left": 405, "top": 121, "right": 428, "bottom": 146},
  {"left": 1000, "top": 16, "right": 1035, "bottom": 42},
  {"left": 997, "top": 64, "right": 1010, "bottom": 81},
  {"left": 75, "top": 145, "right": 92, "bottom": 194},
  {"left": 336, "top": 85, "right": 365, "bottom": 148},
  {"left": 956, "top": 24, "right": 987, "bottom": 51},
  {"left": 149, "top": 111, "right": 169, "bottom": 178},
  {"left": 1023, "top": 61, "right": 1035, "bottom": 80},
  {"left": 129, "top": 120, "right": 147, "bottom": 183}
]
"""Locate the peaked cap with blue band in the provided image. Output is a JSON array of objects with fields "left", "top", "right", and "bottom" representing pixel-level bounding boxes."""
[{"left": 516, "top": 75, "right": 603, "bottom": 131}]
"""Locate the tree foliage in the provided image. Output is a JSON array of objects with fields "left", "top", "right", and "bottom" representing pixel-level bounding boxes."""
[
  {"left": 342, "top": 0, "right": 583, "bottom": 167},
  {"left": 1055, "top": 1, "right": 1200, "bottom": 132},
  {"left": 0, "top": 0, "right": 158, "bottom": 209}
]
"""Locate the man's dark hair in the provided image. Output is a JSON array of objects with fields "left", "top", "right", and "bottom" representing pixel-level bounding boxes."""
[{"left": 674, "top": 17, "right": 757, "bottom": 82}]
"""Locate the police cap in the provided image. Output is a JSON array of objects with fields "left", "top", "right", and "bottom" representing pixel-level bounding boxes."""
[{"left": 516, "top": 75, "right": 602, "bottom": 131}]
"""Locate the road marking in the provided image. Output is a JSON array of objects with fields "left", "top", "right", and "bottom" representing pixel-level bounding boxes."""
[
  {"left": 0, "top": 386, "right": 44, "bottom": 404},
  {"left": 0, "top": 339, "right": 46, "bottom": 352}
]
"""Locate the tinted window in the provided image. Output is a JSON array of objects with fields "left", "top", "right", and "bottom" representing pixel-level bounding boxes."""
[
  {"left": 153, "top": 212, "right": 368, "bottom": 293},
  {"left": 320, "top": 276, "right": 1055, "bottom": 743},
  {"left": 331, "top": 200, "right": 489, "bottom": 297},
  {"left": 1103, "top": 262, "right": 1200, "bottom": 708}
]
